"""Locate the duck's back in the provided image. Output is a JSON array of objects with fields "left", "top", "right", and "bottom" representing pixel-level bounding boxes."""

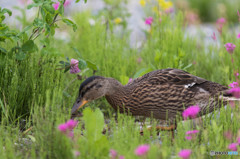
[{"left": 125, "top": 69, "right": 228, "bottom": 121}]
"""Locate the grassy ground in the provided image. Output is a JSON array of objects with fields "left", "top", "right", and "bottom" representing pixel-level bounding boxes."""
[{"left": 0, "top": 6, "right": 240, "bottom": 159}]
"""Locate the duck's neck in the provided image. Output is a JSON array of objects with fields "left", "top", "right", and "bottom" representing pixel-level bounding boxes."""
[{"left": 105, "top": 78, "right": 129, "bottom": 112}]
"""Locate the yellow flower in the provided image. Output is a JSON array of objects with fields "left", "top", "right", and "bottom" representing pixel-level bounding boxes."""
[
  {"left": 139, "top": 0, "right": 146, "bottom": 7},
  {"left": 158, "top": 0, "right": 173, "bottom": 10},
  {"left": 114, "top": 17, "right": 122, "bottom": 24}
]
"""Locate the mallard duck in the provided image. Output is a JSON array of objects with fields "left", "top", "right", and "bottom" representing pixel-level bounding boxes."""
[{"left": 71, "top": 68, "right": 235, "bottom": 129}]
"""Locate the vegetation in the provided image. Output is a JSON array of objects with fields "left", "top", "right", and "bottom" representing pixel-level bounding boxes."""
[{"left": 0, "top": 0, "right": 240, "bottom": 158}]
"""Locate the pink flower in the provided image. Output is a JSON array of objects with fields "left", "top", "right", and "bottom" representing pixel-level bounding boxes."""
[
  {"left": 110, "top": 149, "right": 117, "bottom": 159},
  {"left": 185, "top": 136, "right": 192, "bottom": 140},
  {"left": 224, "top": 131, "right": 233, "bottom": 140},
  {"left": 225, "top": 43, "right": 236, "bottom": 54},
  {"left": 186, "top": 130, "right": 199, "bottom": 135},
  {"left": 237, "top": 33, "right": 240, "bottom": 39},
  {"left": 216, "top": 18, "right": 226, "bottom": 34},
  {"left": 70, "top": 59, "right": 80, "bottom": 74},
  {"left": 135, "top": 144, "right": 150, "bottom": 156},
  {"left": 165, "top": 8, "right": 174, "bottom": 14},
  {"left": 211, "top": 32, "right": 216, "bottom": 41},
  {"left": 216, "top": 17, "right": 226, "bottom": 25},
  {"left": 229, "top": 82, "right": 239, "bottom": 88},
  {"left": 119, "top": 156, "right": 125, "bottom": 159},
  {"left": 58, "top": 124, "right": 68, "bottom": 133},
  {"left": 228, "top": 143, "right": 238, "bottom": 151},
  {"left": 182, "top": 105, "right": 200, "bottom": 120},
  {"left": 145, "top": 17, "right": 153, "bottom": 25},
  {"left": 74, "top": 150, "right": 80, "bottom": 157},
  {"left": 128, "top": 78, "right": 133, "bottom": 83},
  {"left": 228, "top": 87, "right": 240, "bottom": 98},
  {"left": 53, "top": 2, "right": 60, "bottom": 10},
  {"left": 185, "top": 130, "right": 199, "bottom": 140},
  {"left": 53, "top": 0, "right": 71, "bottom": 10},
  {"left": 236, "top": 73, "right": 239, "bottom": 76},
  {"left": 64, "top": 0, "right": 72, "bottom": 7},
  {"left": 58, "top": 119, "right": 78, "bottom": 139},
  {"left": 66, "top": 119, "right": 78, "bottom": 130},
  {"left": 178, "top": 149, "right": 192, "bottom": 159}
]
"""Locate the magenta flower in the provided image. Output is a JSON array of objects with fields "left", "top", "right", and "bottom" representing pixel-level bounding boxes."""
[
  {"left": 145, "top": 17, "right": 153, "bottom": 25},
  {"left": 66, "top": 119, "right": 78, "bottom": 130},
  {"left": 53, "top": 2, "right": 60, "bottom": 10},
  {"left": 237, "top": 33, "right": 240, "bottom": 39},
  {"left": 64, "top": 0, "right": 72, "bottom": 7},
  {"left": 119, "top": 156, "right": 125, "bottom": 159},
  {"left": 128, "top": 78, "right": 133, "bottom": 83},
  {"left": 182, "top": 105, "right": 200, "bottom": 120},
  {"left": 58, "top": 119, "right": 78, "bottom": 138},
  {"left": 58, "top": 124, "right": 68, "bottom": 133},
  {"left": 178, "top": 149, "right": 192, "bottom": 159},
  {"left": 70, "top": 59, "right": 80, "bottom": 74},
  {"left": 228, "top": 87, "right": 240, "bottom": 98},
  {"left": 74, "top": 150, "right": 80, "bottom": 157},
  {"left": 229, "top": 82, "right": 239, "bottom": 88},
  {"left": 211, "top": 32, "right": 216, "bottom": 41},
  {"left": 186, "top": 130, "right": 199, "bottom": 135},
  {"left": 135, "top": 144, "right": 150, "bottom": 156},
  {"left": 236, "top": 73, "right": 239, "bottom": 76},
  {"left": 185, "top": 130, "right": 199, "bottom": 140},
  {"left": 225, "top": 43, "right": 236, "bottom": 54},
  {"left": 228, "top": 143, "right": 238, "bottom": 151},
  {"left": 110, "top": 149, "right": 117, "bottom": 159},
  {"left": 185, "top": 136, "right": 192, "bottom": 140},
  {"left": 216, "top": 17, "right": 226, "bottom": 25},
  {"left": 53, "top": 0, "right": 71, "bottom": 10}
]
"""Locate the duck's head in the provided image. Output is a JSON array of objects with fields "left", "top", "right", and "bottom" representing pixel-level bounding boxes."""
[{"left": 71, "top": 76, "right": 110, "bottom": 116}]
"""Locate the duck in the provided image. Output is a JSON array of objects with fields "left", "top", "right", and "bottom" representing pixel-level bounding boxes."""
[{"left": 70, "top": 68, "right": 235, "bottom": 129}]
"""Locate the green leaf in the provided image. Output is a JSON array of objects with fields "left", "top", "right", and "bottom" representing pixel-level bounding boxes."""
[
  {"left": 83, "top": 108, "right": 104, "bottom": 140},
  {"left": 133, "top": 68, "right": 152, "bottom": 79},
  {"left": 33, "top": 18, "right": 44, "bottom": 28},
  {"left": 78, "top": 59, "right": 87, "bottom": 70},
  {"left": 120, "top": 75, "right": 129, "bottom": 85},
  {"left": 2, "top": 8, "right": 12, "bottom": 16},
  {"left": 27, "top": 2, "right": 44, "bottom": 9},
  {"left": 62, "top": 19, "right": 77, "bottom": 31},
  {"left": 22, "top": 40, "right": 35, "bottom": 53},
  {"left": 0, "top": 47, "right": 7, "bottom": 54},
  {"left": 42, "top": 4, "right": 55, "bottom": 14},
  {"left": 86, "top": 60, "right": 98, "bottom": 71},
  {"left": 16, "top": 51, "right": 26, "bottom": 60}
]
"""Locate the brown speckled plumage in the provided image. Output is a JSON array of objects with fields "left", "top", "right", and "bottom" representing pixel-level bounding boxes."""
[{"left": 72, "top": 68, "right": 232, "bottom": 123}]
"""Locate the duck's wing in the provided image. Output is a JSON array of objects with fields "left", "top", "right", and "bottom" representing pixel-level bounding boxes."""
[{"left": 141, "top": 68, "right": 207, "bottom": 87}]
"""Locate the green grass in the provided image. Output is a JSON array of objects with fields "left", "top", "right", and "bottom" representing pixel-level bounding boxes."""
[{"left": 0, "top": 7, "right": 240, "bottom": 159}]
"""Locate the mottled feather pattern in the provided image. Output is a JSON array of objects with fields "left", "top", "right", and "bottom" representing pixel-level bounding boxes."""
[{"left": 106, "top": 69, "right": 228, "bottom": 122}]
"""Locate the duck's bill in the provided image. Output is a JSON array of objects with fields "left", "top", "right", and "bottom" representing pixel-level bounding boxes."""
[{"left": 71, "top": 99, "right": 88, "bottom": 115}]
